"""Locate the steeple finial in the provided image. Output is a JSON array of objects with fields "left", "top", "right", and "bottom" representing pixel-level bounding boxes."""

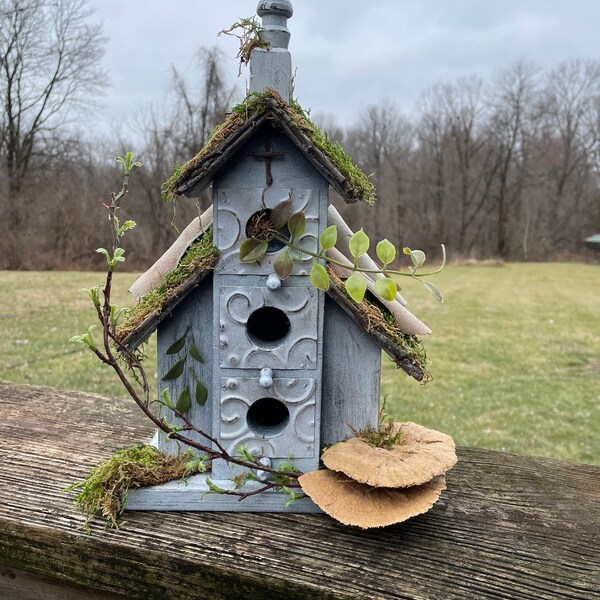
[{"left": 249, "top": 0, "right": 294, "bottom": 101}]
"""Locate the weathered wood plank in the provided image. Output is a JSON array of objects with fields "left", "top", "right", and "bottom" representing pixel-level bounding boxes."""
[
  {"left": 0, "top": 382, "right": 599, "bottom": 600},
  {"left": 0, "top": 566, "right": 128, "bottom": 600}
]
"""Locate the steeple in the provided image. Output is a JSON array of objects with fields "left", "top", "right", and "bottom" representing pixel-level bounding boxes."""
[{"left": 249, "top": 0, "right": 294, "bottom": 101}]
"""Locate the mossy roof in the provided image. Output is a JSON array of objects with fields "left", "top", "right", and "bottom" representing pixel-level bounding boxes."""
[{"left": 163, "top": 90, "right": 376, "bottom": 206}]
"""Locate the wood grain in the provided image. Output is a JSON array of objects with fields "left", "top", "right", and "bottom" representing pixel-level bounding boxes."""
[{"left": 0, "top": 382, "right": 598, "bottom": 599}]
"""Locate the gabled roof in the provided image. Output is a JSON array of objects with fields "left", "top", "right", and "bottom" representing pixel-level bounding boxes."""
[
  {"left": 162, "top": 90, "right": 376, "bottom": 206},
  {"left": 117, "top": 208, "right": 431, "bottom": 381}
]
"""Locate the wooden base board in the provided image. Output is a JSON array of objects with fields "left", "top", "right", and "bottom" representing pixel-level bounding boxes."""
[{"left": 125, "top": 472, "right": 321, "bottom": 513}]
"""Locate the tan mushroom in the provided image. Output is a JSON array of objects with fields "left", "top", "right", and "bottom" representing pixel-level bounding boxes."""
[
  {"left": 322, "top": 422, "right": 457, "bottom": 488},
  {"left": 299, "top": 469, "right": 446, "bottom": 529}
]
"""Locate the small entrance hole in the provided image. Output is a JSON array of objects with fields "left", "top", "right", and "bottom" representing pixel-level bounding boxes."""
[
  {"left": 246, "top": 209, "right": 291, "bottom": 253},
  {"left": 247, "top": 397, "right": 290, "bottom": 438},
  {"left": 247, "top": 307, "right": 290, "bottom": 346}
]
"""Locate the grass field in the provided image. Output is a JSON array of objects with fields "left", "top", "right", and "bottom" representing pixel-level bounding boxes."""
[{"left": 0, "top": 263, "right": 598, "bottom": 464}]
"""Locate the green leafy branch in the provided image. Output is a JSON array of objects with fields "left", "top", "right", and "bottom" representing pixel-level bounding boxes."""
[
  {"left": 239, "top": 198, "right": 446, "bottom": 303},
  {"left": 70, "top": 162, "right": 302, "bottom": 512}
]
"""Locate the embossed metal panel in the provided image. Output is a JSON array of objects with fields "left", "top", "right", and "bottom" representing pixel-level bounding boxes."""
[
  {"left": 219, "top": 377, "right": 317, "bottom": 458},
  {"left": 216, "top": 187, "right": 319, "bottom": 276},
  {"left": 219, "top": 285, "right": 318, "bottom": 370}
]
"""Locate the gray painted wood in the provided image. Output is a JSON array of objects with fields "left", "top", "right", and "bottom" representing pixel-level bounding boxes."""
[
  {"left": 211, "top": 128, "right": 327, "bottom": 484},
  {"left": 321, "top": 296, "right": 381, "bottom": 446},
  {"left": 126, "top": 472, "right": 320, "bottom": 513},
  {"left": 2, "top": 383, "right": 599, "bottom": 600},
  {"left": 156, "top": 280, "right": 213, "bottom": 455},
  {"left": 250, "top": 0, "right": 293, "bottom": 101}
]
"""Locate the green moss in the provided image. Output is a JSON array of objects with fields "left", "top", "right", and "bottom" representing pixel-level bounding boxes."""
[
  {"left": 117, "top": 228, "right": 218, "bottom": 339},
  {"left": 384, "top": 312, "right": 430, "bottom": 371},
  {"left": 352, "top": 402, "right": 403, "bottom": 448},
  {"left": 66, "top": 444, "right": 188, "bottom": 528},
  {"left": 163, "top": 90, "right": 376, "bottom": 205}
]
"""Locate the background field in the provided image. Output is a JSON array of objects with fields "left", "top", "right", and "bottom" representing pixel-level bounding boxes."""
[{"left": 0, "top": 263, "right": 598, "bottom": 464}]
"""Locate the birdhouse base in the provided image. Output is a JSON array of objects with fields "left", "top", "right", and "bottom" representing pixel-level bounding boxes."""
[{"left": 125, "top": 472, "right": 321, "bottom": 513}]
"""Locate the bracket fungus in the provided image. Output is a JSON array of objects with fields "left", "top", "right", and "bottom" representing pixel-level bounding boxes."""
[
  {"left": 298, "top": 422, "right": 457, "bottom": 528},
  {"left": 298, "top": 470, "right": 447, "bottom": 529},
  {"left": 322, "top": 422, "right": 457, "bottom": 488}
]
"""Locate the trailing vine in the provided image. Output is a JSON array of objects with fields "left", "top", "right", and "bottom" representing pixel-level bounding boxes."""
[{"left": 240, "top": 196, "right": 446, "bottom": 303}]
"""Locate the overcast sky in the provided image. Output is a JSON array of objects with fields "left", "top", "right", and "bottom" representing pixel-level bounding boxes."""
[{"left": 90, "top": 0, "right": 600, "bottom": 135}]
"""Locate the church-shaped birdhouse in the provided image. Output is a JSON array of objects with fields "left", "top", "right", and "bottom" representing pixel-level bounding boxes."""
[{"left": 119, "top": 0, "right": 431, "bottom": 512}]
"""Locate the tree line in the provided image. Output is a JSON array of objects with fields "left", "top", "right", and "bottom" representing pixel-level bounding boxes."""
[{"left": 1, "top": 0, "right": 598, "bottom": 271}]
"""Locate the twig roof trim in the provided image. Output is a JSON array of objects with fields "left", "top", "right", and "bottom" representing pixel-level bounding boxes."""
[
  {"left": 327, "top": 266, "right": 429, "bottom": 381},
  {"left": 163, "top": 90, "right": 376, "bottom": 206}
]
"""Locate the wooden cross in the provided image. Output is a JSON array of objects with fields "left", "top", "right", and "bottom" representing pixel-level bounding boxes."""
[{"left": 251, "top": 141, "right": 284, "bottom": 187}]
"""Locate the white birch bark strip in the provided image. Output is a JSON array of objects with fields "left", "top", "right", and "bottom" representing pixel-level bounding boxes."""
[{"left": 129, "top": 205, "right": 214, "bottom": 300}]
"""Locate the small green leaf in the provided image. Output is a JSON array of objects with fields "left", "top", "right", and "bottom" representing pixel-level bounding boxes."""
[
  {"left": 287, "top": 211, "right": 306, "bottom": 239},
  {"left": 376, "top": 239, "right": 396, "bottom": 265},
  {"left": 195, "top": 380, "right": 208, "bottom": 406},
  {"left": 206, "top": 478, "right": 227, "bottom": 494},
  {"left": 96, "top": 247, "right": 110, "bottom": 266},
  {"left": 319, "top": 225, "right": 337, "bottom": 251},
  {"left": 176, "top": 386, "right": 191, "bottom": 413},
  {"left": 240, "top": 238, "right": 268, "bottom": 263},
  {"left": 161, "top": 388, "right": 175, "bottom": 410},
  {"left": 270, "top": 199, "right": 293, "bottom": 230},
  {"left": 349, "top": 229, "right": 370, "bottom": 259},
  {"left": 162, "top": 358, "right": 186, "bottom": 381},
  {"left": 310, "top": 262, "right": 330, "bottom": 291},
  {"left": 345, "top": 273, "right": 367, "bottom": 303},
  {"left": 189, "top": 343, "right": 204, "bottom": 363},
  {"left": 423, "top": 280, "right": 444, "bottom": 303},
  {"left": 410, "top": 249, "right": 426, "bottom": 268},
  {"left": 166, "top": 332, "right": 188, "bottom": 355},
  {"left": 374, "top": 277, "right": 397, "bottom": 302},
  {"left": 274, "top": 250, "right": 293, "bottom": 279}
]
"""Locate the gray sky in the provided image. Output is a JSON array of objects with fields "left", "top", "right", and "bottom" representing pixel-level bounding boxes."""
[{"left": 90, "top": 0, "right": 600, "bottom": 134}]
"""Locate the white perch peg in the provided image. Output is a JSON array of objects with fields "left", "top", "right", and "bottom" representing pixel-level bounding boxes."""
[
  {"left": 266, "top": 274, "right": 282, "bottom": 290},
  {"left": 259, "top": 368, "right": 274, "bottom": 388},
  {"left": 255, "top": 456, "right": 272, "bottom": 482}
]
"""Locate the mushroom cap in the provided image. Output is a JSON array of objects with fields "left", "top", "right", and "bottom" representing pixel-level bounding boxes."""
[
  {"left": 299, "top": 469, "right": 446, "bottom": 529},
  {"left": 322, "top": 422, "right": 457, "bottom": 488}
]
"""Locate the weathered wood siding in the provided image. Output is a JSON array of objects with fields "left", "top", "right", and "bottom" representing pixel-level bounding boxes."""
[{"left": 156, "top": 280, "right": 213, "bottom": 455}]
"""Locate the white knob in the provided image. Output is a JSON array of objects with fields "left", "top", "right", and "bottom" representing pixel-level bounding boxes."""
[
  {"left": 266, "top": 274, "right": 282, "bottom": 290},
  {"left": 259, "top": 367, "right": 274, "bottom": 388}
]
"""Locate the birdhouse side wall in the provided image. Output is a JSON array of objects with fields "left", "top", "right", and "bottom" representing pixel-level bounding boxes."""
[
  {"left": 156, "top": 280, "right": 214, "bottom": 455},
  {"left": 321, "top": 296, "right": 381, "bottom": 446}
]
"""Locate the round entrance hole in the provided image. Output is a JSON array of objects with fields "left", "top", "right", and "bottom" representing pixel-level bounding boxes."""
[
  {"left": 245, "top": 208, "right": 291, "bottom": 253},
  {"left": 247, "top": 397, "right": 290, "bottom": 438},
  {"left": 247, "top": 306, "right": 290, "bottom": 346}
]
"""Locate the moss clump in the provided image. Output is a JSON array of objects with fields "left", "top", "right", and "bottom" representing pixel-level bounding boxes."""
[
  {"left": 66, "top": 444, "right": 188, "bottom": 528},
  {"left": 351, "top": 400, "right": 402, "bottom": 448},
  {"left": 162, "top": 90, "right": 376, "bottom": 206},
  {"left": 116, "top": 228, "right": 218, "bottom": 341}
]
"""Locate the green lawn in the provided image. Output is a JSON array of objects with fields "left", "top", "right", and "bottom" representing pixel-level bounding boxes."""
[{"left": 0, "top": 264, "right": 598, "bottom": 464}]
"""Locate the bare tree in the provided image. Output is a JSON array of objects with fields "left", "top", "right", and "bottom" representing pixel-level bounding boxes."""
[{"left": 0, "top": 0, "right": 106, "bottom": 268}]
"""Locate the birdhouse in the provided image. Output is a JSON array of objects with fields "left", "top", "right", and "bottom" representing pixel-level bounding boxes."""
[{"left": 118, "top": 0, "right": 431, "bottom": 513}]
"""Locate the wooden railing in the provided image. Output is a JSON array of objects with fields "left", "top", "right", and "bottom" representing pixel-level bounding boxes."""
[{"left": 0, "top": 381, "right": 598, "bottom": 599}]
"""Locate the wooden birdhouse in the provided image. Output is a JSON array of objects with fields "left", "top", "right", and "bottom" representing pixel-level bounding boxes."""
[{"left": 118, "top": 0, "right": 431, "bottom": 512}]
